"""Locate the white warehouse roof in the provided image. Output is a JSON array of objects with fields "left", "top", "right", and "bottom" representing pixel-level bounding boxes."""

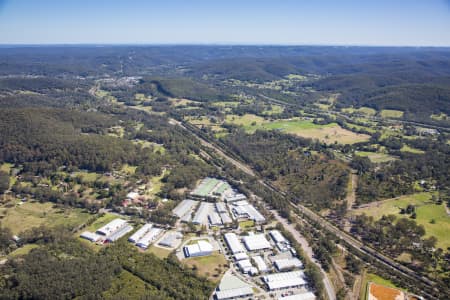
[
  {"left": 129, "top": 223, "right": 153, "bottom": 243},
  {"left": 96, "top": 218, "right": 127, "bottom": 236},
  {"left": 106, "top": 224, "right": 133, "bottom": 242},
  {"left": 80, "top": 231, "right": 101, "bottom": 242},
  {"left": 274, "top": 258, "right": 303, "bottom": 271},
  {"left": 224, "top": 233, "right": 245, "bottom": 254},
  {"left": 253, "top": 255, "right": 269, "bottom": 272},
  {"left": 136, "top": 228, "right": 163, "bottom": 249},
  {"left": 172, "top": 199, "right": 198, "bottom": 218},
  {"left": 263, "top": 271, "right": 306, "bottom": 291},
  {"left": 184, "top": 240, "right": 213, "bottom": 257},
  {"left": 243, "top": 234, "right": 272, "bottom": 251},
  {"left": 215, "top": 287, "right": 253, "bottom": 300},
  {"left": 237, "top": 259, "right": 253, "bottom": 273},
  {"left": 270, "top": 230, "right": 288, "bottom": 244},
  {"left": 234, "top": 252, "right": 249, "bottom": 261}
]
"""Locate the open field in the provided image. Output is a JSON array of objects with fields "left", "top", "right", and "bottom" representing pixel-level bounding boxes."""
[
  {"left": 0, "top": 163, "right": 13, "bottom": 173},
  {"left": 183, "top": 252, "right": 228, "bottom": 282},
  {"left": 147, "top": 245, "right": 172, "bottom": 259},
  {"left": 355, "top": 151, "right": 397, "bottom": 163},
  {"left": 8, "top": 244, "right": 40, "bottom": 258},
  {"left": 380, "top": 109, "right": 404, "bottom": 118},
  {"left": 351, "top": 192, "right": 450, "bottom": 249},
  {"left": 0, "top": 202, "right": 92, "bottom": 235},
  {"left": 400, "top": 145, "right": 425, "bottom": 154},
  {"left": 72, "top": 171, "right": 99, "bottom": 183},
  {"left": 368, "top": 283, "right": 404, "bottom": 300},
  {"left": 224, "top": 114, "right": 265, "bottom": 130},
  {"left": 430, "top": 112, "right": 448, "bottom": 121},
  {"left": 239, "top": 220, "right": 255, "bottom": 229},
  {"left": 261, "top": 119, "right": 370, "bottom": 144},
  {"left": 212, "top": 101, "right": 240, "bottom": 107},
  {"left": 342, "top": 107, "right": 377, "bottom": 116},
  {"left": 262, "top": 104, "right": 284, "bottom": 115}
]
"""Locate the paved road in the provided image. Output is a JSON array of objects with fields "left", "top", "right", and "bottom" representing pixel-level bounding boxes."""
[{"left": 270, "top": 209, "right": 336, "bottom": 300}]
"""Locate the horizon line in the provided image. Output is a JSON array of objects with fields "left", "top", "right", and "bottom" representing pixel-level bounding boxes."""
[{"left": 0, "top": 43, "right": 450, "bottom": 48}]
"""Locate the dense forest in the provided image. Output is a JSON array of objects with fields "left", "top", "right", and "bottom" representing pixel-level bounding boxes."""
[{"left": 223, "top": 130, "right": 349, "bottom": 211}]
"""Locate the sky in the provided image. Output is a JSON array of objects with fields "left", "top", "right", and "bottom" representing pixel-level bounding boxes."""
[{"left": 0, "top": 0, "right": 450, "bottom": 46}]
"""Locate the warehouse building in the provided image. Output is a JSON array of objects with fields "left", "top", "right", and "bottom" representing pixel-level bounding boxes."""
[
  {"left": 214, "top": 273, "right": 254, "bottom": 300},
  {"left": 208, "top": 212, "right": 222, "bottom": 226},
  {"left": 237, "top": 259, "right": 253, "bottom": 273},
  {"left": 252, "top": 255, "right": 269, "bottom": 273},
  {"left": 278, "top": 292, "right": 316, "bottom": 300},
  {"left": 80, "top": 231, "right": 101, "bottom": 242},
  {"left": 224, "top": 233, "right": 245, "bottom": 254},
  {"left": 128, "top": 223, "right": 153, "bottom": 243},
  {"left": 192, "top": 202, "right": 212, "bottom": 225},
  {"left": 274, "top": 258, "right": 303, "bottom": 271},
  {"left": 215, "top": 286, "right": 254, "bottom": 300},
  {"left": 231, "top": 201, "right": 266, "bottom": 223},
  {"left": 136, "top": 228, "right": 163, "bottom": 249},
  {"left": 106, "top": 223, "right": 133, "bottom": 242},
  {"left": 158, "top": 232, "right": 183, "bottom": 248},
  {"left": 183, "top": 240, "right": 213, "bottom": 257},
  {"left": 263, "top": 271, "right": 307, "bottom": 291},
  {"left": 220, "top": 212, "right": 233, "bottom": 224},
  {"left": 96, "top": 218, "right": 128, "bottom": 236},
  {"left": 270, "top": 230, "right": 288, "bottom": 244},
  {"left": 224, "top": 193, "right": 247, "bottom": 203},
  {"left": 172, "top": 199, "right": 198, "bottom": 220},
  {"left": 234, "top": 252, "right": 249, "bottom": 261},
  {"left": 242, "top": 234, "right": 272, "bottom": 251}
]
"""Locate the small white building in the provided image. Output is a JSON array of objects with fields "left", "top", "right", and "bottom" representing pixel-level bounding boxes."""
[
  {"left": 233, "top": 252, "right": 249, "bottom": 261},
  {"left": 184, "top": 240, "right": 213, "bottom": 257},
  {"left": 224, "top": 233, "right": 245, "bottom": 254},
  {"left": 237, "top": 259, "right": 253, "bottom": 273},
  {"left": 252, "top": 255, "right": 269, "bottom": 272},
  {"left": 96, "top": 218, "right": 128, "bottom": 236},
  {"left": 136, "top": 228, "right": 163, "bottom": 249},
  {"left": 274, "top": 258, "right": 303, "bottom": 271},
  {"left": 128, "top": 223, "right": 153, "bottom": 243}
]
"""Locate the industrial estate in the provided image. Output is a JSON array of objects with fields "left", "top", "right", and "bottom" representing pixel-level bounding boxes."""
[{"left": 80, "top": 177, "right": 315, "bottom": 300}]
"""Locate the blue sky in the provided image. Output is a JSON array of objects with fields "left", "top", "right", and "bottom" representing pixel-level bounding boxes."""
[{"left": 0, "top": 0, "right": 449, "bottom": 46}]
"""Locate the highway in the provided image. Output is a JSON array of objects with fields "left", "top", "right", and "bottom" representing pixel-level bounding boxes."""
[{"left": 174, "top": 118, "right": 441, "bottom": 300}]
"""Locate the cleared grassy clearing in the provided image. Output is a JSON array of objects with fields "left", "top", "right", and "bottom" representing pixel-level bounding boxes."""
[
  {"left": 355, "top": 151, "right": 396, "bottom": 163},
  {"left": 239, "top": 220, "right": 255, "bottom": 229},
  {"left": 262, "top": 104, "right": 284, "bottom": 115},
  {"left": 121, "top": 164, "right": 138, "bottom": 175},
  {"left": 8, "top": 244, "right": 40, "bottom": 258},
  {"left": 72, "top": 171, "right": 99, "bottom": 183},
  {"left": 400, "top": 145, "right": 425, "bottom": 154},
  {"left": 351, "top": 192, "right": 450, "bottom": 249},
  {"left": 430, "top": 112, "right": 448, "bottom": 121},
  {"left": 380, "top": 109, "right": 404, "bottom": 118},
  {"left": 212, "top": 101, "right": 240, "bottom": 107},
  {"left": 342, "top": 107, "right": 377, "bottom": 116},
  {"left": 183, "top": 252, "right": 228, "bottom": 282},
  {"left": 261, "top": 120, "right": 370, "bottom": 144},
  {"left": 0, "top": 163, "right": 13, "bottom": 173},
  {"left": 171, "top": 98, "right": 198, "bottom": 107},
  {"left": 147, "top": 245, "right": 171, "bottom": 259},
  {"left": 0, "top": 202, "right": 92, "bottom": 235},
  {"left": 224, "top": 114, "right": 265, "bottom": 129}
]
